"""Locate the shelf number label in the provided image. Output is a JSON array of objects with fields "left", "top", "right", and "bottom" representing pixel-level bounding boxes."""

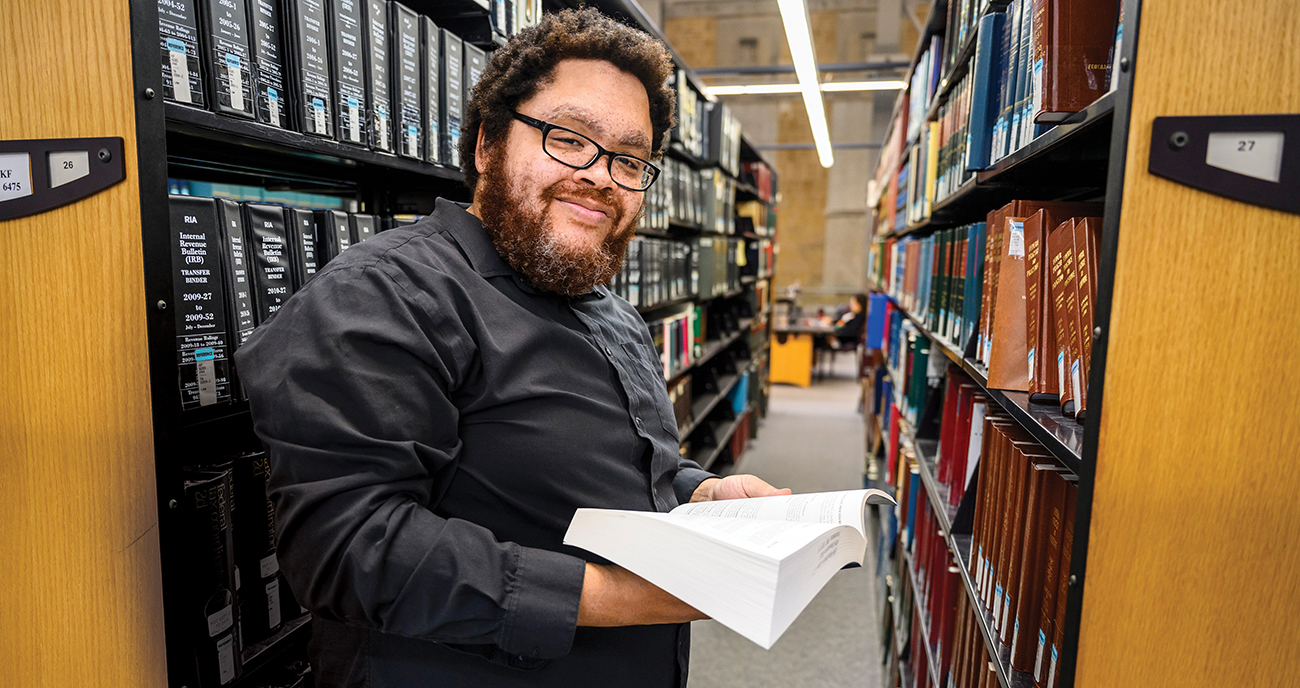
[
  {"left": 48, "top": 151, "right": 90, "bottom": 188},
  {"left": 1206, "top": 131, "right": 1284, "bottom": 183},
  {"left": 0, "top": 152, "right": 33, "bottom": 202}
]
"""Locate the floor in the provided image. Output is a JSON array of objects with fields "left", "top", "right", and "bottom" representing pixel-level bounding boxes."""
[{"left": 687, "top": 354, "right": 884, "bottom": 688}]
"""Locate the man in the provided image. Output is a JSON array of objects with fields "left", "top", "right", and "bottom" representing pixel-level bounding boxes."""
[{"left": 236, "top": 9, "right": 787, "bottom": 687}]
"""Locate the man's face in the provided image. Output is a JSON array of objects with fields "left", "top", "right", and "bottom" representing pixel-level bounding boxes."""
[{"left": 472, "top": 58, "right": 653, "bottom": 296}]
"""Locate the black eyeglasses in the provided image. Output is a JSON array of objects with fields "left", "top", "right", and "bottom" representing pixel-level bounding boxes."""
[{"left": 513, "top": 112, "right": 660, "bottom": 191}]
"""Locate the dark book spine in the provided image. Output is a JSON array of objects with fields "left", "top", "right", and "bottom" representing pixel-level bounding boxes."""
[
  {"left": 421, "top": 17, "right": 442, "bottom": 164},
  {"left": 214, "top": 199, "right": 257, "bottom": 390},
  {"left": 247, "top": 0, "right": 289, "bottom": 128},
  {"left": 313, "top": 209, "right": 351, "bottom": 263},
  {"left": 441, "top": 30, "right": 464, "bottom": 167},
  {"left": 363, "top": 0, "right": 392, "bottom": 151},
  {"left": 242, "top": 203, "right": 296, "bottom": 321},
  {"left": 232, "top": 451, "right": 284, "bottom": 644},
  {"left": 1033, "top": 470, "right": 1068, "bottom": 682},
  {"left": 350, "top": 212, "right": 377, "bottom": 243},
  {"left": 201, "top": 0, "right": 256, "bottom": 118},
  {"left": 181, "top": 469, "right": 243, "bottom": 685},
  {"left": 390, "top": 2, "right": 422, "bottom": 159},
  {"left": 330, "top": 0, "right": 368, "bottom": 144},
  {"left": 286, "top": 208, "right": 319, "bottom": 289},
  {"left": 159, "top": 0, "right": 206, "bottom": 107},
  {"left": 464, "top": 42, "right": 486, "bottom": 111},
  {"left": 170, "top": 195, "right": 234, "bottom": 409},
  {"left": 1047, "top": 483, "right": 1077, "bottom": 688},
  {"left": 287, "top": 0, "right": 333, "bottom": 137}
]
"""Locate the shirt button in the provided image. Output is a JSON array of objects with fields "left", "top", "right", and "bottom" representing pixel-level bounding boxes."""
[
  {"left": 604, "top": 346, "right": 614, "bottom": 356},
  {"left": 634, "top": 417, "right": 643, "bottom": 428}
]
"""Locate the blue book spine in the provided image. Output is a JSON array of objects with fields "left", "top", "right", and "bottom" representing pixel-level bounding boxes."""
[
  {"left": 967, "top": 12, "right": 1005, "bottom": 171},
  {"left": 867, "top": 293, "right": 888, "bottom": 349},
  {"left": 994, "top": 0, "right": 1019, "bottom": 161},
  {"left": 1016, "top": 1, "right": 1035, "bottom": 150},
  {"left": 904, "top": 467, "right": 921, "bottom": 548},
  {"left": 968, "top": 221, "right": 987, "bottom": 349}
]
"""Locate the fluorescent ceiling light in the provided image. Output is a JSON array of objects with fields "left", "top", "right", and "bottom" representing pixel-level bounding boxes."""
[
  {"left": 706, "top": 80, "right": 907, "bottom": 96},
  {"left": 776, "top": 0, "right": 833, "bottom": 168},
  {"left": 821, "top": 80, "right": 908, "bottom": 92}
]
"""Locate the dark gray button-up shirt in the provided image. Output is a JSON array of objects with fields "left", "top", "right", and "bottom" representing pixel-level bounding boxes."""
[{"left": 236, "top": 198, "right": 714, "bottom": 687}]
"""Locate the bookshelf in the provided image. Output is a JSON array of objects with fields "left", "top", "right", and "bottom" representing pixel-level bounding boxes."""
[
  {"left": 866, "top": 1, "right": 1300, "bottom": 688},
  {"left": 2, "top": 0, "right": 779, "bottom": 686}
]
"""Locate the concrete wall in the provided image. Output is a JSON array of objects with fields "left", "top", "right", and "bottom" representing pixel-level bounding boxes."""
[{"left": 660, "top": 0, "right": 922, "bottom": 310}]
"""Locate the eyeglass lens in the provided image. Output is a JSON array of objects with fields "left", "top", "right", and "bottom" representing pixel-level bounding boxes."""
[{"left": 543, "top": 128, "right": 654, "bottom": 190}]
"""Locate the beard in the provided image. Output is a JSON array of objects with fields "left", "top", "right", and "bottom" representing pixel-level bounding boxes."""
[{"left": 476, "top": 160, "right": 639, "bottom": 297}]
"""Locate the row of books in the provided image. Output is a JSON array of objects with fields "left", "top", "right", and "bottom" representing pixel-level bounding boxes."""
[
  {"left": 160, "top": 0, "right": 502, "bottom": 168},
  {"left": 659, "top": 158, "right": 735, "bottom": 233},
  {"left": 977, "top": 202, "right": 1103, "bottom": 420},
  {"left": 735, "top": 200, "right": 775, "bottom": 238},
  {"left": 872, "top": 0, "right": 1120, "bottom": 231},
  {"left": 740, "top": 160, "right": 776, "bottom": 205},
  {"left": 883, "top": 306, "right": 940, "bottom": 430},
  {"left": 180, "top": 451, "right": 308, "bottom": 686},
  {"left": 169, "top": 194, "right": 386, "bottom": 410},
  {"left": 872, "top": 222, "right": 988, "bottom": 355},
  {"left": 872, "top": 199, "right": 1103, "bottom": 423},
  {"left": 648, "top": 308, "right": 696, "bottom": 381}
]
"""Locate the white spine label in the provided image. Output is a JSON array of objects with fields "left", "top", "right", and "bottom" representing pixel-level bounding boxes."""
[
  {"left": 216, "top": 633, "right": 236, "bottom": 684},
  {"left": 195, "top": 348, "right": 217, "bottom": 407},
  {"left": 168, "top": 40, "right": 192, "bottom": 104},
  {"left": 349, "top": 97, "right": 360, "bottom": 142},
  {"left": 313, "top": 98, "right": 326, "bottom": 134},
  {"left": 1071, "top": 360, "right": 1083, "bottom": 413},
  {"left": 207, "top": 604, "right": 233, "bottom": 637},
  {"left": 226, "top": 54, "right": 244, "bottom": 112},
  {"left": 268, "top": 87, "right": 281, "bottom": 125},
  {"left": 259, "top": 553, "right": 279, "bottom": 579},
  {"left": 266, "top": 578, "right": 282, "bottom": 628}
]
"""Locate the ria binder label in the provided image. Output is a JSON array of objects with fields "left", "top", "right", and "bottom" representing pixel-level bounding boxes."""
[{"left": 169, "top": 196, "right": 233, "bottom": 409}]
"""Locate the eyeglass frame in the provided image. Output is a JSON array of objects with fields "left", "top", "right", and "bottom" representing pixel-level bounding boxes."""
[{"left": 511, "top": 112, "right": 661, "bottom": 191}]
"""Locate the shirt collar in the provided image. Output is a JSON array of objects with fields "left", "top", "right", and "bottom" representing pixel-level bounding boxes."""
[{"left": 435, "top": 197, "right": 608, "bottom": 301}]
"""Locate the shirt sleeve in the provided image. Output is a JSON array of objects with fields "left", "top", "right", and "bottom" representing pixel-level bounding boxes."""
[{"left": 234, "top": 262, "right": 586, "bottom": 660}]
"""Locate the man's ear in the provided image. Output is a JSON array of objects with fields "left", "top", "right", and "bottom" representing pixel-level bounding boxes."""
[{"left": 474, "top": 125, "right": 490, "bottom": 175}]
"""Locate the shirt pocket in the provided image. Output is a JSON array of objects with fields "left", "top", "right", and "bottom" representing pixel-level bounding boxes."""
[{"left": 619, "top": 342, "right": 679, "bottom": 437}]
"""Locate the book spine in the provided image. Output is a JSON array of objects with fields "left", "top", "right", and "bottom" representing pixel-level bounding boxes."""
[
  {"left": 248, "top": 0, "right": 289, "bottom": 128},
  {"left": 243, "top": 203, "right": 297, "bottom": 322},
  {"left": 421, "top": 17, "right": 442, "bottom": 163},
  {"left": 1048, "top": 220, "right": 1076, "bottom": 414},
  {"left": 1024, "top": 212, "right": 1044, "bottom": 392},
  {"left": 181, "top": 470, "right": 243, "bottom": 685},
  {"left": 290, "top": 0, "right": 334, "bottom": 137},
  {"left": 171, "top": 196, "right": 234, "bottom": 409},
  {"left": 161, "top": 0, "right": 207, "bottom": 107},
  {"left": 390, "top": 2, "right": 422, "bottom": 158},
  {"left": 330, "top": 0, "right": 368, "bottom": 145},
  {"left": 364, "top": 0, "right": 392, "bottom": 151},
  {"left": 441, "top": 31, "right": 464, "bottom": 167},
  {"left": 1034, "top": 470, "right": 1068, "bottom": 683},
  {"left": 286, "top": 208, "right": 319, "bottom": 289},
  {"left": 1047, "top": 483, "right": 1077, "bottom": 688}
]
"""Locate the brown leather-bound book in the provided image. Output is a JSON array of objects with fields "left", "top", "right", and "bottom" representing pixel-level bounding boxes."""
[
  {"left": 984, "top": 419, "right": 1024, "bottom": 610},
  {"left": 979, "top": 206, "right": 1007, "bottom": 365},
  {"left": 1011, "top": 463, "right": 1067, "bottom": 672},
  {"left": 1047, "top": 480, "right": 1078, "bottom": 688},
  {"left": 1073, "top": 217, "right": 1102, "bottom": 421},
  {"left": 1030, "top": 0, "right": 1120, "bottom": 123},
  {"left": 1048, "top": 220, "right": 1078, "bottom": 416},
  {"left": 1022, "top": 210, "right": 1058, "bottom": 402},
  {"left": 988, "top": 216, "right": 1032, "bottom": 391},
  {"left": 1062, "top": 229, "right": 1085, "bottom": 420},
  {"left": 999, "top": 446, "right": 1053, "bottom": 644},
  {"left": 1033, "top": 470, "right": 1070, "bottom": 684},
  {"left": 994, "top": 442, "right": 1029, "bottom": 639}
]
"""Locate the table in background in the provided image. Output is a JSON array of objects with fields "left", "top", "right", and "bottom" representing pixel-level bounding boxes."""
[{"left": 770, "top": 320, "right": 835, "bottom": 387}]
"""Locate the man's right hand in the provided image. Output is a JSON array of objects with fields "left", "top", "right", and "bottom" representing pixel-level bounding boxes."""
[{"left": 576, "top": 563, "right": 707, "bottom": 627}]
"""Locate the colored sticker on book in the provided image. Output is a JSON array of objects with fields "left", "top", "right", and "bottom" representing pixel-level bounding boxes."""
[
  {"left": 1048, "top": 645, "right": 1059, "bottom": 688},
  {"left": 1028, "top": 348, "right": 1036, "bottom": 381},
  {"left": 407, "top": 124, "right": 419, "bottom": 156},
  {"left": 168, "top": 38, "right": 192, "bottom": 104},
  {"left": 195, "top": 347, "right": 217, "bottom": 407},
  {"left": 377, "top": 110, "right": 389, "bottom": 149}
]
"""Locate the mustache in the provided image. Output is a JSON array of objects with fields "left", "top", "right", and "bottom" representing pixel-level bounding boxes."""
[{"left": 542, "top": 182, "right": 623, "bottom": 221}]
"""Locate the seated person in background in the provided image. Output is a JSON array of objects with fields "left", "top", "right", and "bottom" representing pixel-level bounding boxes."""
[{"left": 823, "top": 293, "right": 868, "bottom": 349}]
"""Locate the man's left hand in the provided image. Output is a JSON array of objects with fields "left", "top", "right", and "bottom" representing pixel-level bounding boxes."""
[{"left": 690, "top": 475, "right": 792, "bottom": 503}]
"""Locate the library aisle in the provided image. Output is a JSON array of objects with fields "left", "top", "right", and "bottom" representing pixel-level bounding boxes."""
[{"left": 690, "top": 357, "right": 883, "bottom": 688}]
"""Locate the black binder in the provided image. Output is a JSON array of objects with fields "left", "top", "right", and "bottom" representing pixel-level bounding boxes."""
[
  {"left": 241, "top": 203, "right": 297, "bottom": 321},
  {"left": 169, "top": 195, "right": 234, "bottom": 410},
  {"left": 282, "top": 0, "right": 333, "bottom": 137},
  {"left": 246, "top": 0, "right": 290, "bottom": 128},
  {"left": 440, "top": 29, "right": 464, "bottom": 168},
  {"left": 199, "top": 0, "right": 255, "bottom": 119},
  {"left": 314, "top": 209, "right": 352, "bottom": 263},
  {"left": 285, "top": 207, "right": 320, "bottom": 288},
  {"left": 328, "top": 0, "right": 368, "bottom": 145},
  {"left": 159, "top": 0, "right": 206, "bottom": 107},
  {"left": 390, "top": 1, "right": 423, "bottom": 159},
  {"left": 362, "top": 0, "right": 393, "bottom": 152},
  {"left": 420, "top": 17, "right": 442, "bottom": 165}
]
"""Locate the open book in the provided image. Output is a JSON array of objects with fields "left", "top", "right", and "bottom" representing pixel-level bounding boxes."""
[{"left": 563, "top": 488, "right": 896, "bottom": 649}]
